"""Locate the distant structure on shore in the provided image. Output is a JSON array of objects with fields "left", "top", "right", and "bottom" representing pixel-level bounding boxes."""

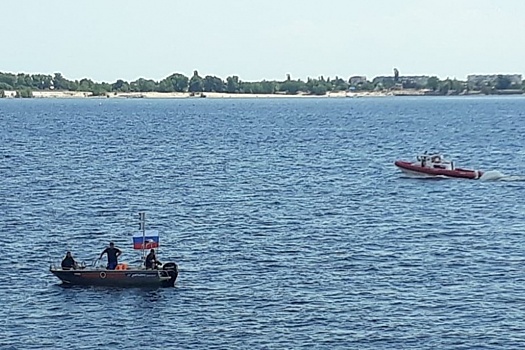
[
  {"left": 371, "top": 75, "right": 430, "bottom": 88},
  {"left": 467, "top": 74, "right": 522, "bottom": 90}
]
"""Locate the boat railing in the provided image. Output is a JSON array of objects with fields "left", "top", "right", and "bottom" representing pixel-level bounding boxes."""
[
  {"left": 51, "top": 257, "right": 164, "bottom": 272},
  {"left": 50, "top": 261, "right": 88, "bottom": 270}
]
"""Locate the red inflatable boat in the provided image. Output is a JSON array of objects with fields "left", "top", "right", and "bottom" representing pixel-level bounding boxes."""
[{"left": 395, "top": 154, "right": 483, "bottom": 179}]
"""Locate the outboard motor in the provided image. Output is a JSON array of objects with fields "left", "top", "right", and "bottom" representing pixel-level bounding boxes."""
[{"left": 162, "top": 262, "right": 178, "bottom": 287}]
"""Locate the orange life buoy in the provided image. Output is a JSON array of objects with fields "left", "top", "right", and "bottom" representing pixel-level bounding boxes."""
[{"left": 116, "top": 263, "right": 128, "bottom": 270}]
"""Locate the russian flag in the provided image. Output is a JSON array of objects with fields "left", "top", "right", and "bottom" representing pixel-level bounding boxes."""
[{"left": 133, "top": 230, "right": 159, "bottom": 250}]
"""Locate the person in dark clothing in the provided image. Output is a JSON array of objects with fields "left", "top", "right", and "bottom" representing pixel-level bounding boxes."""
[
  {"left": 145, "top": 249, "right": 161, "bottom": 269},
  {"left": 99, "top": 242, "right": 122, "bottom": 270},
  {"left": 61, "top": 251, "right": 78, "bottom": 270}
]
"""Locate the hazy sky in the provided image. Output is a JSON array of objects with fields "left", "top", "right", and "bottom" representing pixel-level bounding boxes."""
[{"left": 2, "top": 0, "right": 524, "bottom": 83}]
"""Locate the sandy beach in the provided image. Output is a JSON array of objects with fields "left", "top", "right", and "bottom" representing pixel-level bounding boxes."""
[{"left": 3, "top": 90, "right": 395, "bottom": 99}]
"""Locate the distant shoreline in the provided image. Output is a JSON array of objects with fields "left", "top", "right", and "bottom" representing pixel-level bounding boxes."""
[
  {"left": 3, "top": 90, "right": 390, "bottom": 99},
  {"left": 2, "top": 90, "right": 523, "bottom": 99}
]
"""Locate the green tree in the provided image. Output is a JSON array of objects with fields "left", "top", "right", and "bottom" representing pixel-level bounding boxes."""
[
  {"left": 239, "top": 81, "right": 276, "bottom": 94},
  {"left": 279, "top": 80, "right": 306, "bottom": 95},
  {"left": 23, "top": 74, "right": 34, "bottom": 88},
  {"left": 226, "top": 76, "right": 240, "bottom": 93},
  {"left": 332, "top": 76, "right": 349, "bottom": 91},
  {"left": 260, "top": 80, "right": 277, "bottom": 94},
  {"left": 245, "top": 80, "right": 278, "bottom": 94},
  {"left": 188, "top": 70, "right": 204, "bottom": 93},
  {"left": 99, "top": 82, "right": 112, "bottom": 92},
  {"left": 426, "top": 76, "right": 440, "bottom": 91},
  {"left": 305, "top": 77, "right": 330, "bottom": 94},
  {"left": 134, "top": 78, "right": 157, "bottom": 92},
  {"left": 112, "top": 79, "right": 130, "bottom": 92},
  {"left": 0, "top": 82, "right": 12, "bottom": 90},
  {"left": 53, "top": 72, "right": 69, "bottom": 90},
  {"left": 69, "top": 80, "right": 79, "bottom": 91},
  {"left": 157, "top": 79, "right": 174, "bottom": 92},
  {"left": 312, "top": 84, "right": 327, "bottom": 95},
  {"left": 0, "top": 73, "right": 16, "bottom": 87},
  {"left": 15, "top": 88, "right": 33, "bottom": 98},
  {"left": 129, "top": 81, "right": 140, "bottom": 92},
  {"left": 305, "top": 77, "right": 315, "bottom": 92},
  {"left": 91, "top": 84, "right": 107, "bottom": 96},
  {"left": 203, "top": 75, "right": 225, "bottom": 92},
  {"left": 164, "top": 73, "right": 188, "bottom": 92},
  {"left": 239, "top": 82, "right": 255, "bottom": 93},
  {"left": 79, "top": 78, "right": 95, "bottom": 91},
  {"left": 32, "top": 74, "right": 53, "bottom": 89},
  {"left": 14, "top": 73, "right": 29, "bottom": 89}
]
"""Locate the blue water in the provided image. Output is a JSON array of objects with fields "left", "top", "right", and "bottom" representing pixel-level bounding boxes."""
[{"left": 1, "top": 96, "right": 525, "bottom": 349}]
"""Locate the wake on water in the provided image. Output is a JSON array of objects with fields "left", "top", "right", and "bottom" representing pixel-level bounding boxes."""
[
  {"left": 399, "top": 170, "right": 525, "bottom": 182},
  {"left": 479, "top": 170, "right": 525, "bottom": 182}
]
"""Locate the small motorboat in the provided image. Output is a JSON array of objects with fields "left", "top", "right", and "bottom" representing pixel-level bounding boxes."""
[
  {"left": 395, "top": 153, "right": 483, "bottom": 179},
  {"left": 50, "top": 212, "right": 179, "bottom": 288},
  {"left": 50, "top": 261, "right": 178, "bottom": 288}
]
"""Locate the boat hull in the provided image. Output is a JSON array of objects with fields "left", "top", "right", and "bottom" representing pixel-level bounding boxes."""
[
  {"left": 50, "top": 264, "right": 178, "bottom": 288},
  {"left": 395, "top": 161, "right": 482, "bottom": 179}
]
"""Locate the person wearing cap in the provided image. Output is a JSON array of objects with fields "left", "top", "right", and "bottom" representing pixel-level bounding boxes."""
[{"left": 99, "top": 242, "right": 122, "bottom": 270}]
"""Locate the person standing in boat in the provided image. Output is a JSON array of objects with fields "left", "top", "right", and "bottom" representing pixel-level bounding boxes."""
[
  {"left": 61, "top": 251, "right": 78, "bottom": 270},
  {"left": 99, "top": 242, "right": 122, "bottom": 270},
  {"left": 145, "top": 249, "right": 162, "bottom": 269}
]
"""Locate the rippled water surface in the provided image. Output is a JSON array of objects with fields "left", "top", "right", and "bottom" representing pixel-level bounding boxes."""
[{"left": 1, "top": 97, "right": 525, "bottom": 349}]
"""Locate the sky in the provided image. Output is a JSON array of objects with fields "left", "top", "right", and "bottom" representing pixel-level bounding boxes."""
[{"left": 1, "top": 0, "right": 524, "bottom": 83}]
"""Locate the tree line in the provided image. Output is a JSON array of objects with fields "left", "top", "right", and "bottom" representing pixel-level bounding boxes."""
[{"left": 0, "top": 70, "right": 524, "bottom": 98}]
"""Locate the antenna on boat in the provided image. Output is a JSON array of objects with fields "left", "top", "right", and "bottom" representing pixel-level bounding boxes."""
[{"left": 138, "top": 211, "right": 146, "bottom": 260}]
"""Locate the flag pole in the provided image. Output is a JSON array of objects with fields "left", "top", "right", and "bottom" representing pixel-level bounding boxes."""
[{"left": 139, "top": 212, "right": 146, "bottom": 261}]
